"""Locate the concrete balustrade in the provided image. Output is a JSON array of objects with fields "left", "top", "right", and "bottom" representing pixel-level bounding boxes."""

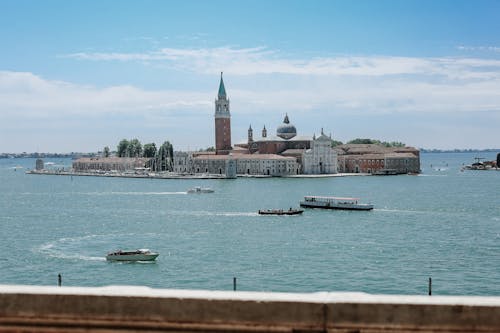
[{"left": 1, "top": 285, "right": 499, "bottom": 332}]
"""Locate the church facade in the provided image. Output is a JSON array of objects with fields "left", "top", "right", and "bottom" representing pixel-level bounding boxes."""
[{"left": 303, "top": 130, "right": 338, "bottom": 174}]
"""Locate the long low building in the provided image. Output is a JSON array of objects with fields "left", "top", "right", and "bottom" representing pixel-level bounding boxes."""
[
  {"left": 72, "top": 157, "right": 152, "bottom": 172},
  {"left": 174, "top": 152, "right": 300, "bottom": 177},
  {"left": 336, "top": 144, "right": 420, "bottom": 174}
]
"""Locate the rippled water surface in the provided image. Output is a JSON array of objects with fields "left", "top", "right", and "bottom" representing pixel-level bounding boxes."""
[{"left": 0, "top": 152, "right": 499, "bottom": 295}]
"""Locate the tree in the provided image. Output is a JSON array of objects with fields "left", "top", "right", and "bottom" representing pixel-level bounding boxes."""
[
  {"left": 117, "top": 139, "right": 129, "bottom": 157},
  {"left": 347, "top": 138, "right": 406, "bottom": 147},
  {"left": 348, "top": 138, "right": 379, "bottom": 145},
  {"left": 386, "top": 141, "right": 406, "bottom": 147},
  {"left": 143, "top": 143, "right": 157, "bottom": 158},
  {"left": 128, "top": 138, "right": 143, "bottom": 157},
  {"left": 331, "top": 140, "right": 343, "bottom": 147},
  {"left": 157, "top": 141, "right": 174, "bottom": 171},
  {"left": 103, "top": 146, "right": 110, "bottom": 157}
]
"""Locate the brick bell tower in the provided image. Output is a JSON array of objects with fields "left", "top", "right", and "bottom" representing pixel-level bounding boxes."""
[{"left": 214, "top": 72, "right": 232, "bottom": 154}]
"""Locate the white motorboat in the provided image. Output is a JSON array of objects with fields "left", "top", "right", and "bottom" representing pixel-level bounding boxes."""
[
  {"left": 187, "top": 186, "right": 214, "bottom": 193},
  {"left": 300, "top": 196, "right": 374, "bottom": 210},
  {"left": 106, "top": 249, "right": 159, "bottom": 261}
]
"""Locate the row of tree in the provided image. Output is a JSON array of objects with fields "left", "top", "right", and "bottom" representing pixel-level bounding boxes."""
[
  {"left": 331, "top": 138, "right": 406, "bottom": 147},
  {"left": 102, "top": 138, "right": 174, "bottom": 171}
]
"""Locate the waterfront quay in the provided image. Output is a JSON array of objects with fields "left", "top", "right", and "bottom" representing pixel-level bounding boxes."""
[
  {"left": 26, "top": 169, "right": 229, "bottom": 179},
  {"left": 26, "top": 169, "right": 362, "bottom": 179}
]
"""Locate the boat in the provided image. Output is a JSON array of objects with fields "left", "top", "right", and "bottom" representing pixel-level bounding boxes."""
[
  {"left": 187, "top": 186, "right": 214, "bottom": 193},
  {"left": 106, "top": 249, "right": 159, "bottom": 261},
  {"left": 462, "top": 157, "right": 498, "bottom": 171},
  {"left": 300, "top": 196, "right": 374, "bottom": 210},
  {"left": 258, "top": 208, "right": 304, "bottom": 215}
]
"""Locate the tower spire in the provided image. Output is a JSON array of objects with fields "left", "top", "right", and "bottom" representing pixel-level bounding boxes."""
[
  {"left": 218, "top": 71, "right": 227, "bottom": 99},
  {"left": 283, "top": 113, "right": 290, "bottom": 124}
]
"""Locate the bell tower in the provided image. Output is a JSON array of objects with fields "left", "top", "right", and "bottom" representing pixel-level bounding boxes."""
[
  {"left": 214, "top": 72, "right": 232, "bottom": 154},
  {"left": 248, "top": 125, "right": 253, "bottom": 143}
]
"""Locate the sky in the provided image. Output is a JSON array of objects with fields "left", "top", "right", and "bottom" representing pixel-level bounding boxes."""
[{"left": 1, "top": 0, "right": 500, "bottom": 152}]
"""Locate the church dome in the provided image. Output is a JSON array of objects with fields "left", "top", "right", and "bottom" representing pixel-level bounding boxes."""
[{"left": 276, "top": 114, "right": 297, "bottom": 139}]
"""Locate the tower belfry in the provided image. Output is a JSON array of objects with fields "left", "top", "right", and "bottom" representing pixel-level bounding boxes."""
[{"left": 214, "top": 72, "right": 232, "bottom": 154}]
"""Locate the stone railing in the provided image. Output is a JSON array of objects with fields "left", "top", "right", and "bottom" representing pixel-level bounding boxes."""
[{"left": 1, "top": 285, "right": 499, "bottom": 332}]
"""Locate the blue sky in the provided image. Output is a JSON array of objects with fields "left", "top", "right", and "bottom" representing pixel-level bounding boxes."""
[{"left": 1, "top": 0, "right": 500, "bottom": 152}]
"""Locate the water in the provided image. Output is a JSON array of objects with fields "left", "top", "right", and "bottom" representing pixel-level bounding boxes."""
[{"left": 0, "top": 152, "right": 499, "bottom": 295}]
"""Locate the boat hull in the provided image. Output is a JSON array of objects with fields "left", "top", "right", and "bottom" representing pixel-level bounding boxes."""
[
  {"left": 300, "top": 202, "right": 373, "bottom": 210},
  {"left": 187, "top": 188, "right": 214, "bottom": 193},
  {"left": 258, "top": 209, "right": 304, "bottom": 215},
  {"left": 106, "top": 253, "right": 159, "bottom": 261}
]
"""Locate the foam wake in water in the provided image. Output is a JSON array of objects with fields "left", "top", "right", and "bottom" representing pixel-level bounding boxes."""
[
  {"left": 87, "top": 191, "right": 187, "bottom": 196},
  {"left": 172, "top": 210, "right": 258, "bottom": 217},
  {"left": 35, "top": 233, "right": 158, "bottom": 262},
  {"left": 37, "top": 242, "right": 105, "bottom": 261},
  {"left": 215, "top": 212, "right": 259, "bottom": 217},
  {"left": 374, "top": 208, "right": 428, "bottom": 214}
]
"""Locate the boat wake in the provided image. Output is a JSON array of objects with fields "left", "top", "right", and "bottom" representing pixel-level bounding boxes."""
[
  {"left": 374, "top": 208, "right": 429, "bottom": 214},
  {"left": 35, "top": 233, "right": 158, "bottom": 262},
  {"left": 173, "top": 210, "right": 258, "bottom": 217},
  {"left": 215, "top": 212, "right": 259, "bottom": 217},
  {"left": 89, "top": 191, "right": 188, "bottom": 196},
  {"left": 37, "top": 242, "right": 105, "bottom": 261}
]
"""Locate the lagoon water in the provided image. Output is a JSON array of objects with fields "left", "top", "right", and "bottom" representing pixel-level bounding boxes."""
[{"left": 0, "top": 152, "right": 499, "bottom": 295}]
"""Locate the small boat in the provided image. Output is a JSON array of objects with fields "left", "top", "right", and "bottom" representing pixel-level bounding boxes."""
[
  {"left": 106, "top": 249, "right": 159, "bottom": 261},
  {"left": 258, "top": 208, "right": 304, "bottom": 215},
  {"left": 300, "top": 196, "right": 374, "bottom": 211},
  {"left": 187, "top": 186, "right": 214, "bottom": 193}
]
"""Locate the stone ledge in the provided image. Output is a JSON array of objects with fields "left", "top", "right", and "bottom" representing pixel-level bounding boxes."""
[{"left": 1, "top": 285, "right": 499, "bottom": 332}]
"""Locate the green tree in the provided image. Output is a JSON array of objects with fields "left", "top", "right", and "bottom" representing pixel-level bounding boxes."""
[
  {"left": 157, "top": 141, "right": 174, "bottom": 171},
  {"left": 103, "top": 146, "right": 110, "bottom": 157},
  {"left": 348, "top": 138, "right": 379, "bottom": 145},
  {"left": 347, "top": 138, "right": 406, "bottom": 147},
  {"left": 117, "top": 139, "right": 129, "bottom": 157},
  {"left": 199, "top": 146, "right": 215, "bottom": 152},
  {"left": 387, "top": 141, "right": 405, "bottom": 147},
  {"left": 143, "top": 143, "right": 157, "bottom": 158},
  {"left": 331, "top": 140, "right": 343, "bottom": 147},
  {"left": 128, "top": 138, "right": 142, "bottom": 157}
]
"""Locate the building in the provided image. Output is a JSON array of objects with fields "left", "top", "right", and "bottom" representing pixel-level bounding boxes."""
[
  {"left": 336, "top": 144, "right": 420, "bottom": 174},
  {"left": 303, "top": 130, "right": 338, "bottom": 174},
  {"left": 239, "top": 114, "right": 312, "bottom": 155},
  {"left": 175, "top": 74, "right": 419, "bottom": 176},
  {"left": 180, "top": 75, "right": 338, "bottom": 176},
  {"left": 72, "top": 157, "right": 151, "bottom": 172}
]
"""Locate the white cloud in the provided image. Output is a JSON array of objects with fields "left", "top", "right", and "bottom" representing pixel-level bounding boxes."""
[
  {"left": 0, "top": 71, "right": 212, "bottom": 119},
  {"left": 457, "top": 45, "right": 500, "bottom": 53},
  {"left": 3, "top": 43, "right": 500, "bottom": 152},
  {"left": 63, "top": 46, "right": 500, "bottom": 80}
]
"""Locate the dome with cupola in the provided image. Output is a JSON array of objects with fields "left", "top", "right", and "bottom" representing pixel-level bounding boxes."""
[{"left": 276, "top": 114, "right": 297, "bottom": 139}]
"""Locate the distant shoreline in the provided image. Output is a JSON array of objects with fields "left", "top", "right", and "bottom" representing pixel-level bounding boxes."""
[{"left": 25, "top": 169, "right": 370, "bottom": 179}]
